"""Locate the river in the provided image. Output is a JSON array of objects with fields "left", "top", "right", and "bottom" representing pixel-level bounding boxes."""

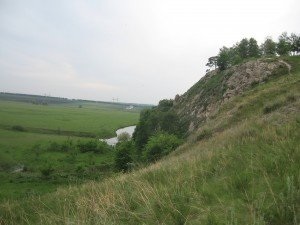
[{"left": 100, "top": 125, "right": 136, "bottom": 146}]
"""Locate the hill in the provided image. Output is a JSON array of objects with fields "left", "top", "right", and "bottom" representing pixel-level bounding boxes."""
[
  {"left": 173, "top": 58, "right": 291, "bottom": 132},
  {"left": 1, "top": 56, "right": 299, "bottom": 224}
]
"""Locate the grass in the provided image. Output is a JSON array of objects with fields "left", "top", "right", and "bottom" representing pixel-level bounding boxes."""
[
  {"left": 0, "top": 100, "right": 139, "bottom": 138},
  {"left": 0, "top": 100, "right": 141, "bottom": 202},
  {"left": 0, "top": 126, "right": 115, "bottom": 201},
  {"left": 0, "top": 56, "right": 299, "bottom": 224}
]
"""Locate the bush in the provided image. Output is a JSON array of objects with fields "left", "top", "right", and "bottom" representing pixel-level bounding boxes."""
[
  {"left": 40, "top": 165, "right": 54, "bottom": 178},
  {"left": 77, "top": 140, "right": 111, "bottom": 153},
  {"left": 47, "top": 141, "right": 61, "bottom": 152},
  {"left": 0, "top": 153, "right": 15, "bottom": 171},
  {"left": 47, "top": 139, "right": 74, "bottom": 152},
  {"left": 96, "top": 140, "right": 112, "bottom": 153},
  {"left": 77, "top": 140, "right": 98, "bottom": 153},
  {"left": 12, "top": 125, "right": 25, "bottom": 132},
  {"left": 133, "top": 107, "right": 186, "bottom": 152},
  {"left": 117, "top": 132, "right": 130, "bottom": 142},
  {"left": 61, "top": 139, "right": 74, "bottom": 152},
  {"left": 114, "top": 141, "right": 135, "bottom": 172},
  {"left": 143, "top": 133, "right": 182, "bottom": 162}
]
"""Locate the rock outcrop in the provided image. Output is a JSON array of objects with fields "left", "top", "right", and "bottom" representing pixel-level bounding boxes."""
[{"left": 172, "top": 58, "right": 291, "bottom": 132}]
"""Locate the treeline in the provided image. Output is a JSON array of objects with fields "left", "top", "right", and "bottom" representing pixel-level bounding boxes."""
[
  {"left": 114, "top": 99, "right": 187, "bottom": 172},
  {"left": 207, "top": 32, "right": 300, "bottom": 71},
  {"left": 0, "top": 92, "right": 71, "bottom": 104}
]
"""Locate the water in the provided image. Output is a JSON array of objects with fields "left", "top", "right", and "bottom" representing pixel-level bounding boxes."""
[{"left": 100, "top": 125, "right": 136, "bottom": 146}]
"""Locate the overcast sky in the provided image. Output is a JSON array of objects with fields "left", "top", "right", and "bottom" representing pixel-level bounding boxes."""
[{"left": 0, "top": 0, "right": 299, "bottom": 104}]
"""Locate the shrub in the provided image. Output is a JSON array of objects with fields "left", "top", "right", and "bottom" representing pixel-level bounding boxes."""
[
  {"left": 77, "top": 140, "right": 98, "bottom": 153},
  {"left": 47, "top": 139, "right": 74, "bottom": 152},
  {"left": 114, "top": 141, "right": 135, "bottom": 172},
  {"left": 12, "top": 125, "right": 25, "bottom": 132},
  {"left": 0, "top": 153, "right": 15, "bottom": 171},
  {"left": 47, "top": 141, "right": 61, "bottom": 152},
  {"left": 133, "top": 108, "right": 186, "bottom": 152},
  {"left": 117, "top": 132, "right": 130, "bottom": 142},
  {"left": 96, "top": 140, "right": 112, "bottom": 153},
  {"left": 143, "top": 133, "right": 182, "bottom": 162},
  {"left": 77, "top": 140, "right": 111, "bottom": 153},
  {"left": 60, "top": 139, "right": 73, "bottom": 152},
  {"left": 40, "top": 165, "right": 54, "bottom": 178}
]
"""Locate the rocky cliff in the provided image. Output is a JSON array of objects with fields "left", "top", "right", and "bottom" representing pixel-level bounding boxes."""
[{"left": 172, "top": 58, "right": 291, "bottom": 132}]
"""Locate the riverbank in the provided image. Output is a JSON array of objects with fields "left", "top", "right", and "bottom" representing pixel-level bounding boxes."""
[{"left": 100, "top": 125, "right": 136, "bottom": 145}]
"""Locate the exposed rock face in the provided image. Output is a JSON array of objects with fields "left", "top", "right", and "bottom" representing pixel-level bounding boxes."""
[
  {"left": 172, "top": 58, "right": 290, "bottom": 132},
  {"left": 223, "top": 59, "right": 288, "bottom": 101}
]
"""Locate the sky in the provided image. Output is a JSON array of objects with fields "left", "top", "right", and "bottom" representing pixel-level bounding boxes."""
[{"left": 0, "top": 0, "right": 299, "bottom": 104}]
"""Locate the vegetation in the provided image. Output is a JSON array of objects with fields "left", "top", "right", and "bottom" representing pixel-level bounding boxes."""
[
  {"left": 114, "top": 141, "right": 135, "bottom": 172},
  {"left": 143, "top": 133, "right": 182, "bottom": 162},
  {"left": 261, "top": 37, "right": 277, "bottom": 56},
  {"left": 133, "top": 99, "right": 186, "bottom": 151},
  {"left": 0, "top": 100, "right": 141, "bottom": 201},
  {"left": 0, "top": 100, "right": 140, "bottom": 138},
  {"left": 1, "top": 56, "right": 299, "bottom": 225},
  {"left": 0, "top": 33, "right": 299, "bottom": 224},
  {"left": 207, "top": 32, "right": 300, "bottom": 71},
  {"left": 117, "top": 132, "right": 131, "bottom": 142}
]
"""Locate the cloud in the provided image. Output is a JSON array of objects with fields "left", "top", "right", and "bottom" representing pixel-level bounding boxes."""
[{"left": 0, "top": 0, "right": 299, "bottom": 104}]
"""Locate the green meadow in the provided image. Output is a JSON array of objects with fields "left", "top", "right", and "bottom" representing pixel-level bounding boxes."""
[
  {"left": 0, "top": 99, "right": 141, "bottom": 201},
  {"left": 0, "top": 100, "right": 139, "bottom": 138}
]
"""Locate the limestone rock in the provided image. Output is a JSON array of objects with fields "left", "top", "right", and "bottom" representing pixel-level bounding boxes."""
[{"left": 172, "top": 58, "right": 291, "bottom": 133}]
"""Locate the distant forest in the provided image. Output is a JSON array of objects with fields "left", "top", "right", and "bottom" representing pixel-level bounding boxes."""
[{"left": 0, "top": 92, "right": 152, "bottom": 108}]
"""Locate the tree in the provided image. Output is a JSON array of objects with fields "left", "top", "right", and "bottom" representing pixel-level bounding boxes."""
[
  {"left": 261, "top": 37, "right": 276, "bottom": 56},
  {"left": 237, "top": 38, "right": 249, "bottom": 59},
  {"left": 228, "top": 45, "right": 242, "bottom": 65},
  {"left": 143, "top": 133, "right": 182, "bottom": 162},
  {"left": 114, "top": 141, "right": 135, "bottom": 172},
  {"left": 206, "top": 56, "right": 218, "bottom": 70},
  {"left": 132, "top": 109, "right": 158, "bottom": 151},
  {"left": 289, "top": 33, "right": 300, "bottom": 55},
  {"left": 157, "top": 99, "right": 173, "bottom": 112},
  {"left": 133, "top": 102, "right": 187, "bottom": 154},
  {"left": 248, "top": 37, "right": 260, "bottom": 58},
  {"left": 217, "top": 47, "right": 230, "bottom": 70},
  {"left": 276, "top": 32, "right": 291, "bottom": 56}
]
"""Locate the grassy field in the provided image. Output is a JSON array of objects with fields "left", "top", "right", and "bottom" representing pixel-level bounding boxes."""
[
  {"left": 0, "top": 100, "right": 139, "bottom": 138},
  {"left": 0, "top": 100, "right": 141, "bottom": 201},
  {"left": 0, "top": 57, "right": 298, "bottom": 224}
]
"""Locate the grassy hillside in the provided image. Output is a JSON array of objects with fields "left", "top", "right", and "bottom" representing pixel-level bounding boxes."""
[
  {"left": 1, "top": 56, "right": 299, "bottom": 224},
  {"left": 172, "top": 57, "right": 292, "bottom": 132}
]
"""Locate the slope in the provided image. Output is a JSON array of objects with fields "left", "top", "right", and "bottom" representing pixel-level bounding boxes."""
[{"left": 0, "top": 56, "right": 299, "bottom": 225}]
